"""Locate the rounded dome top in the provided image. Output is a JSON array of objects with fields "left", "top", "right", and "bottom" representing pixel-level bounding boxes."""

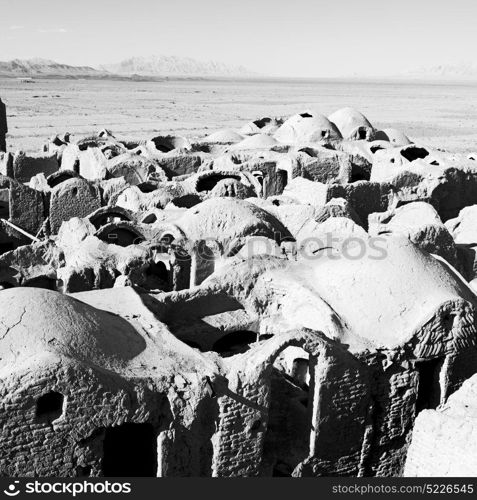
[
  {"left": 203, "top": 129, "right": 244, "bottom": 144},
  {"left": 208, "top": 178, "right": 255, "bottom": 199},
  {"left": 229, "top": 133, "right": 278, "bottom": 151},
  {"left": 0, "top": 288, "right": 147, "bottom": 370},
  {"left": 274, "top": 112, "right": 342, "bottom": 144},
  {"left": 328, "top": 107, "right": 376, "bottom": 141},
  {"left": 175, "top": 198, "right": 291, "bottom": 254}
]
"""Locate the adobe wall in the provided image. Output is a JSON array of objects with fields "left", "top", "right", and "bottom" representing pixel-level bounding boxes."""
[
  {"left": 8, "top": 181, "right": 46, "bottom": 234},
  {"left": 0, "top": 358, "right": 172, "bottom": 477},
  {"left": 50, "top": 179, "right": 101, "bottom": 234},
  {"left": 13, "top": 152, "right": 59, "bottom": 183}
]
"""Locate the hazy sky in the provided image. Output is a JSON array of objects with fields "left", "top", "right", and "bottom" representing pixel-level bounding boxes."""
[{"left": 1, "top": 0, "right": 476, "bottom": 77}]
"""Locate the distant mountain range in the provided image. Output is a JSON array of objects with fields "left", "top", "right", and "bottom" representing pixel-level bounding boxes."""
[
  {"left": 3, "top": 57, "right": 476, "bottom": 81},
  {"left": 0, "top": 56, "right": 255, "bottom": 79},
  {"left": 100, "top": 55, "right": 255, "bottom": 77},
  {"left": 0, "top": 58, "right": 104, "bottom": 77},
  {"left": 405, "top": 62, "right": 477, "bottom": 80}
]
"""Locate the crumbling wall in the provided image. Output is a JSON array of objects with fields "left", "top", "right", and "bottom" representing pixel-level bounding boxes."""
[
  {"left": 50, "top": 178, "right": 101, "bottom": 234},
  {"left": 13, "top": 152, "right": 59, "bottom": 183},
  {"left": 8, "top": 180, "right": 46, "bottom": 234},
  {"left": 0, "top": 359, "right": 172, "bottom": 477}
]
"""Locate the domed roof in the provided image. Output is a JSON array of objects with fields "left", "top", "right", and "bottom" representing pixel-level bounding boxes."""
[
  {"left": 274, "top": 112, "right": 342, "bottom": 144},
  {"left": 216, "top": 237, "right": 477, "bottom": 353},
  {"left": 302, "top": 237, "right": 476, "bottom": 349},
  {"left": 375, "top": 128, "right": 412, "bottom": 146},
  {"left": 107, "top": 153, "right": 166, "bottom": 184},
  {"left": 229, "top": 133, "right": 278, "bottom": 151},
  {"left": 239, "top": 117, "right": 284, "bottom": 135},
  {"left": 328, "top": 107, "right": 376, "bottom": 140},
  {"left": 0, "top": 287, "right": 218, "bottom": 376},
  {"left": 0, "top": 287, "right": 147, "bottom": 370},
  {"left": 208, "top": 178, "right": 255, "bottom": 199},
  {"left": 174, "top": 198, "right": 291, "bottom": 254},
  {"left": 203, "top": 129, "right": 244, "bottom": 144}
]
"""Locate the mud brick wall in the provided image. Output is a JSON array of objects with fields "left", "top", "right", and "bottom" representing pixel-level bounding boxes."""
[
  {"left": 0, "top": 359, "right": 171, "bottom": 477},
  {"left": 300, "top": 149, "right": 352, "bottom": 184},
  {"left": 9, "top": 181, "right": 46, "bottom": 234},
  {"left": 49, "top": 179, "right": 101, "bottom": 234},
  {"left": 296, "top": 351, "right": 371, "bottom": 476},
  {"left": 363, "top": 363, "right": 417, "bottom": 477},
  {"left": 159, "top": 154, "right": 203, "bottom": 178},
  {"left": 328, "top": 181, "right": 393, "bottom": 229},
  {"left": 13, "top": 152, "right": 59, "bottom": 183},
  {"left": 212, "top": 384, "right": 268, "bottom": 477}
]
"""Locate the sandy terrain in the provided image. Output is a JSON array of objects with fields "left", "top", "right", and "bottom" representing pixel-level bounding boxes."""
[{"left": 1, "top": 77, "right": 477, "bottom": 153}]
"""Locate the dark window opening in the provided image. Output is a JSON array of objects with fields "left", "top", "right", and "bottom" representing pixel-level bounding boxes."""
[
  {"left": 150, "top": 137, "right": 174, "bottom": 153},
  {"left": 415, "top": 357, "right": 444, "bottom": 413},
  {"left": 401, "top": 146, "right": 430, "bottom": 162},
  {"left": 0, "top": 201, "right": 9, "bottom": 220},
  {"left": 249, "top": 419, "right": 262, "bottom": 433},
  {"left": 102, "top": 229, "right": 143, "bottom": 247},
  {"left": 195, "top": 144, "right": 211, "bottom": 153},
  {"left": 142, "top": 213, "right": 157, "bottom": 224},
  {"left": 77, "top": 139, "right": 104, "bottom": 151},
  {"left": 137, "top": 182, "right": 157, "bottom": 193},
  {"left": 299, "top": 112, "right": 312, "bottom": 118},
  {"left": 253, "top": 117, "right": 272, "bottom": 128},
  {"left": 277, "top": 170, "right": 288, "bottom": 193},
  {"left": 370, "top": 145, "right": 384, "bottom": 154},
  {"left": 298, "top": 147, "right": 316, "bottom": 157},
  {"left": 171, "top": 194, "right": 201, "bottom": 208},
  {"left": 252, "top": 171, "right": 264, "bottom": 186},
  {"left": 321, "top": 130, "right": 328, "bottom": 138},
  {"left": 47, "top": 172, "right": 77, "bottom": 188},
  {"left": 350, "top": 163, "right": 371, "bottom": 182},
  {"left": 196, "top": 174, "right": 241, "bottom": 192},
  {"left": 36, "top": 391, "right": 64, "bottom": 424},
  {"left": 147, "top": 261, "right": 169, "bottom": 283},
  {"left": 211, "top": 330, "right": 257, "bottom": 357},
  {"left": 120, "top": 141, "right": 141, "bottom": 150},
  {"left": 259, "top": 333, "right": 274, "bottom": 341},
  {"left": 160, "top": 233, "right": 175, "bottom": 246},
  {"left": 358, "top": 128, "right": 367, "bottom": 140},
  {"left": 102, "top": 423, "right": 157, "bottom": 477}
]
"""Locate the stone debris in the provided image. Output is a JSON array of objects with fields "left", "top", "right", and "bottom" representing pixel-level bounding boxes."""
[{"left": 1, "top": 105, "right": 477, "bottom": 478}]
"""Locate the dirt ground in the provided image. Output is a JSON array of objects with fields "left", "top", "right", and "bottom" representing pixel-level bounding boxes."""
[{"left": 1, "top": 77, "right": 477, "bottom": 154}]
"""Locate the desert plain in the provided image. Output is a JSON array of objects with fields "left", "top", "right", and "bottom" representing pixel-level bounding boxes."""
[{"left": 1, "top": 76, "right": 477, "bottom": 153}]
